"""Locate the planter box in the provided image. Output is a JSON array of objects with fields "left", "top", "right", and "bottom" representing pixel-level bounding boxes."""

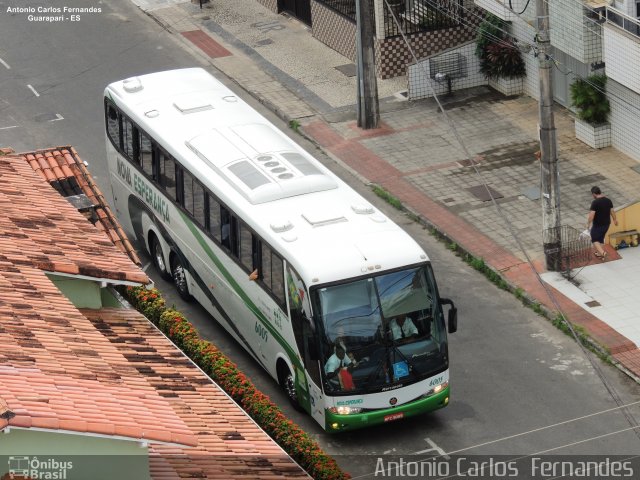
[
  {"left": 489, "top": 76, "right": 524, "bottom": 96},
  {"left": 575, "top": 118, "right": 611, "bottom": 149}
]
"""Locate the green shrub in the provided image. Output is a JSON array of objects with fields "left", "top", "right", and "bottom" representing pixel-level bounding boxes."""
[
  {"left": 570, "top": 74, "right": 610, "bottom": 125},
  {"left": 475, "top": 13, "right": 525, "bottom": 79},
  {"left": 125, "top": 286, "right": 349, "bottom": 480}
]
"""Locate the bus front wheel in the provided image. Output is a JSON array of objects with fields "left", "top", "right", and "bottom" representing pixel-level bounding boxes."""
[
  {"left": 170, "top": 254, "right": 192, "bottom": 302},
  {"left": 278, "top": 362, "right": 303, "bottom": 412}
]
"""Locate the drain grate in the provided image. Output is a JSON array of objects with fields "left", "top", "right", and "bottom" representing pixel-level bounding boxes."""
[
  {"left": 468, "top": 185, "right": 503, "bottom": 202},
  {"left": 585, "top": 300, "right": 601, "bottom": 308}
]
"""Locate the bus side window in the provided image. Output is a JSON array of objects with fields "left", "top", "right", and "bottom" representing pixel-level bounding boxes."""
[
  {"left": 221, "top": 207, "right": 238, "bottom": 256},
  {"left": 208, "top": 195, "right": 221, "bottom": 242},
  {"left": 261, "top": 244, "right": 285, "bottom": 306},
  {"left": 193, "top": 181, "right": 206, "bottom": 228},
  {"left": 239, "top": 223, "right": 255, "bottom": 272},
  {"left": 140, "top": 132, "right": 153, "bottom": 179},
  {"left": 122, "top": 117, "right": 137, "bottom": 164},
  {"left": 160, "top": 151, "right": 176, "bottom": 201},
  {"left": 270, "top": 253, "right": 285, "bottom": 306},
  {"left": 106, "top": 103, "right": 120, "bottom": 149},
  {"left": 261, "top": 243, "right": 273, "bottom": 290},
  {"left": 182, "top": 169, "right": 194, "bottom": 215}
]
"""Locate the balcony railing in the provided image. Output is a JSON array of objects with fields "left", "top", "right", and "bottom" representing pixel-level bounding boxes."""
[
  {"left": 605, "top": 6, "right": 640, "bottom": 38},
  {"left": 315, "top": 0, "right": 463, "bottom": 37},
  {"left": 385, "top": 0, "right": 464, "bottom": 37}
]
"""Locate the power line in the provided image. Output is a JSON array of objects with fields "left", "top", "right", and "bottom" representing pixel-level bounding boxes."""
[{"left": 383, "top": 0, "right": 640, "bottom": 445}]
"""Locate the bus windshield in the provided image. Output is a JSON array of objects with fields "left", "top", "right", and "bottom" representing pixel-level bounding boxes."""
[{"left": 313, "top": 264, "right": 448, "bottom": 395}]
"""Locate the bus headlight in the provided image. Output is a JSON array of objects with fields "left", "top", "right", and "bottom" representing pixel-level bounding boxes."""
[
  {"left": 422, "top": 381, "right": 449, "bottom": 399},
  {"left": 329, "top": 406, "right": 363, "bottom": 415}
]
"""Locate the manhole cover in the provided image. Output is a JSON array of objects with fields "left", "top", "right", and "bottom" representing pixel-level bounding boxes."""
[
  {"left": 335, "top": 63, "right": 356, "bottom": 77},
  {"left": 467, "top": 185, "right": 503, "bottom": 202}
]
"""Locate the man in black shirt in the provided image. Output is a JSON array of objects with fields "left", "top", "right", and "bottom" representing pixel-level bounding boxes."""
[{"left": 587, "top": 186, "right": 618, "bottom": 260}]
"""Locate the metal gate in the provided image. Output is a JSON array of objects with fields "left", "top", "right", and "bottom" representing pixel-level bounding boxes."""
[
  {"left": 543, "top": 225, "right": 592, "bottom": 276},
  {"left": 280, "top": 0, "right": 312, "bottom": 26}
]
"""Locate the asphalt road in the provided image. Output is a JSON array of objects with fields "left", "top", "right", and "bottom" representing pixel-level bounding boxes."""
[{"left": 2, "top": 1, "right": 640, "bottom": 478}]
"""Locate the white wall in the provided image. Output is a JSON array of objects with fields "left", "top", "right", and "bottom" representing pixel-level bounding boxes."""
[
  {"left": 609, "top": 79, "right": 640, "bottom": 162},
  {"left": 408, "top": 42, "right": 487, "bottom": 99}
]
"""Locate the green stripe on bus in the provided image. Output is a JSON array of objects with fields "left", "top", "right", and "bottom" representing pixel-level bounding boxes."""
[{"left": 179, "top": 211, "right": 303, "bottom": 372}]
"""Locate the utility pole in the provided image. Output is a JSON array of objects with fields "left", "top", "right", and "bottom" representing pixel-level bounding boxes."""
[
  {"left": 355, "top": 0, "right": 379, "bottom": 129},
  {"left": 536, "top": 0, "right": 561, "bottom": 271}
]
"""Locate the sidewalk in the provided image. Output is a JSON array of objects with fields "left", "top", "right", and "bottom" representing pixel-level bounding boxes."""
[{"left": 134, "top": 0, "right": 640, "bottom": 379}]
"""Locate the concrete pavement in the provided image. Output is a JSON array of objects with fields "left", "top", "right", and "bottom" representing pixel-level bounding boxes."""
[{"left": 133, "top": 0, "right": 640, "bottom": 379}]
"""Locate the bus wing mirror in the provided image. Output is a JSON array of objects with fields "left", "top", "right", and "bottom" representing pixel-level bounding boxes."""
[{"left": 440, "top": 298, "right": 458, "bottom": 334}]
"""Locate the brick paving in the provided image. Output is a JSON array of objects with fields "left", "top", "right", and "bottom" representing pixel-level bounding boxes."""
[{"left": 144, "top": 0, "right": 640, "bottom": 379}]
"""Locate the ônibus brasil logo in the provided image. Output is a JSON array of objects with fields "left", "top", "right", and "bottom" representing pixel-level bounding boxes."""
[{"left": 8, "top": 456, "right": 73, "bottom": 479}]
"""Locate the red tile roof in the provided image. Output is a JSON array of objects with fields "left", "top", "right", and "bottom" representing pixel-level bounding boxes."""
[
  {"left": 0, "top": 264, "right": 306, "bottom": 477},
  {"left": 81, "top": 309, "right": 307, "bottom": 478},
  {"left": 0, "top": 153, "right": 148, "bottom": 285},
  {"left": 0, "top": 147, "right": 307, "bottom": 478},
  {"left": 16, "top": 146, "right": 142, "bottom": 267}
]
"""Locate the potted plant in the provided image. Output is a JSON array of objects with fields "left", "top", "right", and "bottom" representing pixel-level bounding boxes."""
[
  {"left": 570, "top": 74, "right": 611, "bottom": 149},
  {"left": 475, "top": 13, "right": 526, "bottom": 96}
]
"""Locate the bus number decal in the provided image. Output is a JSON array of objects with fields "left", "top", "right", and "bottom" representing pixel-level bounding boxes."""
[
  {"left": 429, "top": 376, "right": 444, "bottom": 386},
  {"left": 132, "top": 173, "right": 170, "bottom": 223},
  {"left": 273, "top": 309, "right": 284, "bottom": 330},
  {"left": 255, "top": 321, "right": 268, "bottom": 343}
]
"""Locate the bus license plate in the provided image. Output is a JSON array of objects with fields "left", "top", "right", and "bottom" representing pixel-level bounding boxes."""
[{"left": 384, "top": 412, "right": 404, "bottom": 422}]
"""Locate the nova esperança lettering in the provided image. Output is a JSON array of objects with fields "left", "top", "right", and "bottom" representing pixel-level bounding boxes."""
[
  {"left": 133, "top": 174, "right": 170, "bottom": 224},
  {"left": 116, "top": 157, "right": 170, "bottom": 223}
]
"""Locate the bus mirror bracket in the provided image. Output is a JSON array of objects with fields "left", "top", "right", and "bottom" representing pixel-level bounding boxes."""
[{"left": 440, "top": 298, "right": 458, "bottom": 334}]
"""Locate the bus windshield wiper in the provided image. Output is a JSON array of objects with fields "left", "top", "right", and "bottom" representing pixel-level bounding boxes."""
[{"left": 391, "top": 344, "right": 421, "bottom": 377}]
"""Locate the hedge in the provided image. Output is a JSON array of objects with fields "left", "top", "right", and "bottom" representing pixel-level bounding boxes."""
[{"left": 124, "top": 286, "right": 349, "bottom": 480}]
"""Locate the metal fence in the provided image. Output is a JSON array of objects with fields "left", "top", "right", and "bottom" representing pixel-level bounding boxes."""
[
  {"left": 319, "top": 0, "right": 358, "bottom": 19},
  {"left": 384, "top": 0, "right": 463, "bottom": 37},
  {"left": 315, "top": 0, "right": 464, "bottom": 37},
  {"left": 543, "top": 225, "right": 592, "bottom": 276}
]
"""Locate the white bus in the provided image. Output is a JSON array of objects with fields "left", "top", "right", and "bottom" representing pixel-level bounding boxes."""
[{"left": 105, "top": 68, "right": 458, "bottom": 432}]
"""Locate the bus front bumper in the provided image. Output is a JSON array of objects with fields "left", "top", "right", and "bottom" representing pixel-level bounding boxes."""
[{"left": 325, "top": 386, "right": 450, "bottom": 432}]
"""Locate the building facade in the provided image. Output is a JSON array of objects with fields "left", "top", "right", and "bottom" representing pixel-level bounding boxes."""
[
  {"left": 258, "top": 0, "right": 483, "bottom": 78},
  {"left": 474, "top": 0, "right": 640, "bottom": 162}
]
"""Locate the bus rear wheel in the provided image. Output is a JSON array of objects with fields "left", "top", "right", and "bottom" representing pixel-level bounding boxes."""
[
  {"left": 278, "top": 363, "right": 303, "bottom": 412},
  {"left": 170, "top": 255, "right": 192, "bottom": 301},
  {"left": 149, "top": 234, "right": 171, "bottom": 280}
]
